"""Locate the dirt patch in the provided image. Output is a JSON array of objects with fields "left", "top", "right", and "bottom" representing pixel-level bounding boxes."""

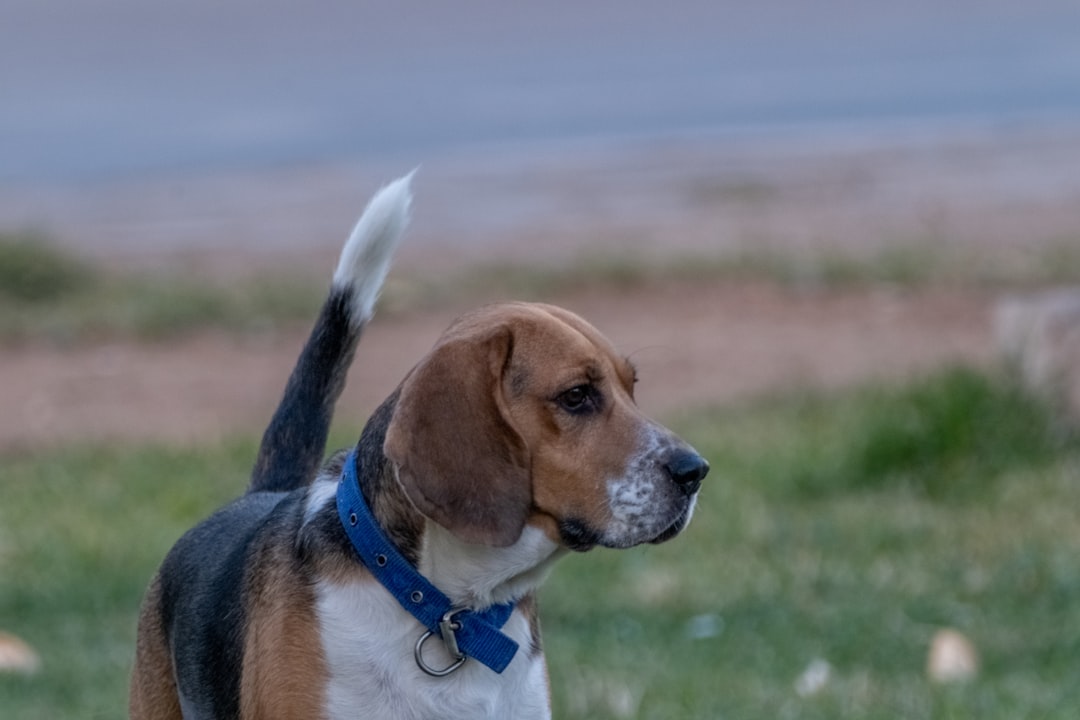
[{"left": 0, "top": 280, "right": 992, "bottom": 451}]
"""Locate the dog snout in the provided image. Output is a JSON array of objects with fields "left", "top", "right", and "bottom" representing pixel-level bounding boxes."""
[{"left": 663, "top": 448, "right": 709, "bottom": 495}]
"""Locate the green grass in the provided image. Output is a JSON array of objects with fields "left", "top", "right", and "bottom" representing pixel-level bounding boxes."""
[
  {"left": 711, "top": 367, "right": 1074, "bottom": 501},
  {"left": 0, "top": 233, "right": 94, "bottom": 304},
  {"left": 450, "top": 239, "right": 1080, "bottom": 300},
  {"left": 0, "top": 442, "right": 258, "bottom": 719},
  {"left": 2, "top": 368, "right": 1079, "bottom": 718},
  {"left": 0, "top": 233, "right": 326, "bottom": 345},
  {"left": 542, "top": 368, "right": 1080, "bottom": 718},
  {"left": 6, "top": 231, "right": 1080, "bottom": 347},
  {"left": 0, "top": 266, "right": 328, "bottom": 346}
]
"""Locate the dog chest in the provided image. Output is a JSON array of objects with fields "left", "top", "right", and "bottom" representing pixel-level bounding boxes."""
[{"left": 314, "top": 578, "right": 550, "bottom": 720}]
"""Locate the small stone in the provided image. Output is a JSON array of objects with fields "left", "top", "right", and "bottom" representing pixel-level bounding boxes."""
[
  {"left": 927, "top": 628, "right": 978, "bottom": 683},
  {"left": 0, "top": 632, "right": 41, "bottom": 674},
  {"left": 995, "top": 289, "right": 1080, "bottom": 424},
  {"left": 684, "top": 613, "right": 723, "bottom": 640},
  {"left": 794, "top": 658, "right": 831, "bottom": 697}
]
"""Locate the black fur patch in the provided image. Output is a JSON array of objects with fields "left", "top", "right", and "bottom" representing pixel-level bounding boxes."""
[
  {"left": 249, "top": 289, "right": 362, "bottom": 494},
  {"left": 557, "top": 518, "right": 602, "bottom": 552},
  {"left": 158, "top": 491, "right": 295, "bottom": 717}
]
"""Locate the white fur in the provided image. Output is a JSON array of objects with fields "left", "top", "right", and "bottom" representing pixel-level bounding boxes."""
[
  {"left": 603, "top": 424, "right": 699, "bottom": 548},
  {"left": 304, "top": 478, "right": 338, "bottom": 524},
  {"left": 333, "top": 171, "right": 416, "bottom": 324},
  {"left": 316, "top": 578, "right": 550, "bottom": 720},
  {"left": 420, "top": 524, "right": 565, "bottom": 608},
  {"left": 303, "top": 477, "right": 556, "bottom": 719}
]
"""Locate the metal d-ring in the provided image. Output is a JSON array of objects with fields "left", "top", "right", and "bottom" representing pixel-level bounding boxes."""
[{"left": 414, "top": 609, "right": 468, "bottom": 677}]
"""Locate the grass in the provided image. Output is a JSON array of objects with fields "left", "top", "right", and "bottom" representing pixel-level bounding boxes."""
[
  {"left": 544, "top": 368, "right": 1080, "bottom": 718},
  {"left": 0, "top": 233, "right": 93, "bottom": 304},
  {"left": 0, "top": 232, "right": 326, "bottom": 345},
  {"left": 457, "top": 236, "right": 1080, "bottom": 299},
  {"left": 713, "top": 367, "right": 1074, "bottom": 501},
  {"left": 0, "top": 442, "right": 257, "bottom": 719},
  {"left": 1, "top": 366, "right": 1078, "bottom": 718},
  {"left": 5, "top": 231, "right": 1080, "bottom": 346}
]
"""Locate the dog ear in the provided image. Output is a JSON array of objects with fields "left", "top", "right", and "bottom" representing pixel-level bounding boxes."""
[{"left": 384, "top": 325, "right": 531, "bottom": 547}]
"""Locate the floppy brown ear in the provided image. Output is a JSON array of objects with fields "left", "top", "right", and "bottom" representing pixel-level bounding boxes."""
[{"left": 384, "top": 325, "right": 531, "bottom": 547}]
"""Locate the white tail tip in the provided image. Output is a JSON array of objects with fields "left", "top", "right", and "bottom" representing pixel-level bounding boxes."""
[{"left": 333, "top": 170, "right": 416, "bottom": 322}]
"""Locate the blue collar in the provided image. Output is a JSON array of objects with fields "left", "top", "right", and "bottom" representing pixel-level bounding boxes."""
[{"left": 335, "top": 451, "right": 519, "bottom": 675}]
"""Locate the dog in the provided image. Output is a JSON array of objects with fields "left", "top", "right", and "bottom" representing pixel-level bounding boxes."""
[{"left": 129, "top": 173, "right": 709, "bottom": 719}]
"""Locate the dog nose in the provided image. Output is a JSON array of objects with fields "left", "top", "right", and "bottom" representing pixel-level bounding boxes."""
[{"left": 664, "top": 449, "right": 709, "bottom": 495}]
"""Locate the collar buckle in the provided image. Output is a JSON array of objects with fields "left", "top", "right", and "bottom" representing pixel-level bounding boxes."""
[{"left": 415, "top": 609, "right": 468, "bottom": 677}]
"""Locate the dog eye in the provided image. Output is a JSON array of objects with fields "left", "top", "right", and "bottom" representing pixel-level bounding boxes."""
[{"left": 557, "top": 385, "right": 593, "bottom": 413}]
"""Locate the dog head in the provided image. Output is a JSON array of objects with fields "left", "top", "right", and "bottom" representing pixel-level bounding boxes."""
[{"left": 384, "top": 302, "right": 707, "bottom": 551}]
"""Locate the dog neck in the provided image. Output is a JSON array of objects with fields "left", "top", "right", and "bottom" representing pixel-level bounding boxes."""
[
  {"left": 350, "top": 390, "right": 565, "bottom": 610},
  {"left": 418, "top": 520, "right": 564, "bottom": 609},
  {"left": 352, "top": 390, "right": 426, "bottom": 567}
]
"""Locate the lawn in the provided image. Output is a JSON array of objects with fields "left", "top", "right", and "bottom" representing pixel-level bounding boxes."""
[
  {"left": 5, "top": 231, "right": 1080, "bottom": 347},
  {"left": 1, "top": 367, "right": 1078, "bottom": 718}
]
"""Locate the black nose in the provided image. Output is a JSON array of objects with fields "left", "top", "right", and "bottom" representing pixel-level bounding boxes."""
[{"left": 664, "top": 450, "right": 709, "bottom": 495}]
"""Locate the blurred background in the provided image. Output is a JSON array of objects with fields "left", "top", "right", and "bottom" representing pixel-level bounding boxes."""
[
  {"left": 2, "top": 1, "right": 1080, "bottom": 718},
  {"left": 4, "top": 0, "right": 1080, "bottom": 269}
]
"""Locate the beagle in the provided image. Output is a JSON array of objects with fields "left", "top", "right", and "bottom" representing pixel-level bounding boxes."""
[{"left": 130, "top": 173, "right": 709, "bottom": 720}]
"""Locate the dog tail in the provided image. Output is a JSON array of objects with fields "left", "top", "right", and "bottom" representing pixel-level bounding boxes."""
[{"left": 248, "top": 172, "right": 414, "bottom": 494}]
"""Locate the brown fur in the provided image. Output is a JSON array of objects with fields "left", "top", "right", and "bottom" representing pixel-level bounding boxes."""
[
  {"left": 130, "top": 576, "right": 183, "bottom": 720},
  {"left": 385, "top": 321, "right": 531, "bottom": 547},
  {"left": 388, "top": 303, "right": 646, "bottom": 547},
  {"left": 240, "top": 554, "right": 327, "bottom": 720}
]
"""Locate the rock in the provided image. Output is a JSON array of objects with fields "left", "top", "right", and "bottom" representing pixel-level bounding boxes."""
[
  {"left": 995, "top": 289, "right": 1080, "bottom": 424},
  {"left": 794, "top": 658, "right": 832, "bottom": 697},
  {"left": 927, "top": 628, "right": 978, "bottom": 683},
  {"left": 684, "top": 613, "right": 723, "bottom": 640},
  {"left": 0, "top": 632, "right": 41, "bottom": 674}
]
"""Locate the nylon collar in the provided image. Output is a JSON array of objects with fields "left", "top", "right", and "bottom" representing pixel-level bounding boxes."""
[{"left": 335, "top": 451, "right": 519, "bottom": 674}]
